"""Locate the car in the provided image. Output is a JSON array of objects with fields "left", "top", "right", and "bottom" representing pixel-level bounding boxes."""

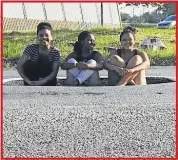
[{"left": 157, "top": 15, "right": 176, "bottom": 29}]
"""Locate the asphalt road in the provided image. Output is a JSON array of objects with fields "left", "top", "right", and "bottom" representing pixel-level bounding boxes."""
[{"left": 3, "top": 66, "right": 176, "bottom": 158}]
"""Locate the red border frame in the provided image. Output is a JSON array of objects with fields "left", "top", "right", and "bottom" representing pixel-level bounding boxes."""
[
  {"left": 1, "top": 1, "right": 3, "bottom": 160},
  {"left": 1, "top": 0, "right": 178, "bottom": 2},
  {"left": 1, "top": 1, "right": 177, "bottom": 160},
  {"left": 176, "top": 1, "right": 178, "bottom": 159}
]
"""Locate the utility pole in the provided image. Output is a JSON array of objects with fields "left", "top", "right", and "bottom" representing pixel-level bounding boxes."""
[
  {"left": 22, "top": 3, "right": 27, "bottom": 20},
  {"left": 79, "top": 3, "right": 85, "bottom": 28},
  {"left": 116, "top": 3, "right": 122, "bottom": 28},
  {"left": 22, "top": 3, "right": 27, "bottom": 30},
  {"left": 42, "top": 3, "right": 47, "bottom": 21},
  {"left": 61, "top": 3, "right": 67, "bottom": 29},
  {"left": 61, "top": 3, "right": 67, "bottom": 21},
  {"left": 101, "top": 3, "right": 103, "bottom": 26}
]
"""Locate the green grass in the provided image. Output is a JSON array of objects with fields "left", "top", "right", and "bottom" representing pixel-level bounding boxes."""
[{"left": 3, "top": 27, "right": 176, "bottom": 60}]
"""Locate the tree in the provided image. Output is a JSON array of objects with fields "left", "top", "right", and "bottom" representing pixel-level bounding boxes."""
[
  {"left": 156, "top": 3, "right": 175, "bottom": 17},
  {"left": 141, "top": 11, "right": 164, "bottom": 23},
  {"left": 121, "top": 13, "right": 131, "bottom": 22},
  {"left": 125, "top": 2, "right": 176, "bottom": 23},
  {"left": 125, "top": 3, "right": 176, "bottom": 16}
]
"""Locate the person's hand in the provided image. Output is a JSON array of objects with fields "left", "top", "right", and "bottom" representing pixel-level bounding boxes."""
[
  {"left": 76, "top": 62, "right": 88, "bottom": 69},
  {"left": 114, "top": 66, "right": 124, "bottom": 76},
  {"left": 123, "top": 68, "right": 134, "bottom": 76}
]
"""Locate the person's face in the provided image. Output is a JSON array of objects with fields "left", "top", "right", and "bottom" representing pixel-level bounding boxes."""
[
  {"left": 81, "top": 34, "right": 96, "bottom": 51},
  {"left": 37, "top": 29, "right": 52, "bottom": 46},
  {"left": 120, "top": 33, "right": 135, "bottom": 49}
]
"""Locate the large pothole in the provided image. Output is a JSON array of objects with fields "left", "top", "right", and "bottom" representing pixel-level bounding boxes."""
[{"left": 3, "top": 76, "right": 175, "bottom": 86}]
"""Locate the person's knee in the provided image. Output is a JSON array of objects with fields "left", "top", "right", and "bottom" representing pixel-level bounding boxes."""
[
  {"left": 109, "top": 55, "right": 125, "bottom": 67},
  {"left": 87, "top": 59, "right": 97, "bottom": 65},
  {"left": 67, "top": 58, "right": 78, "bottom": 64},
  {"left": 132, "top": 55, "right": 143, "bottom": 64},
  {"left": 127, "top": 55, "right": 143, "bottom": 69}
]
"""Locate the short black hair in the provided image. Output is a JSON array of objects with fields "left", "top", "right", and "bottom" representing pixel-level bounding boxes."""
[
  {"left": 120, "top": 26, "right": 137, "bottom": 41},
  {"left": 77, "top": 31, "right": 91, "bottom": 42},
  {"left": 37, "top": 22, "right": 52, "bottom": 35}
]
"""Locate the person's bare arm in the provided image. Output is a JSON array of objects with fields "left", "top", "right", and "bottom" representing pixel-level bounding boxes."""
[
  {"left": 104, "top": 60, "right": 117, "bottom": 71},
  {"left": 61, "top": 52, "right": 77, "bottom": 70},
  {"left": 104, "top": 61, "right": 124, "bottom": 75},
  {"left": 104, "top": 49, "right": 124, "bottom": 75},
  {"left": 16, "top": 54, "right": 32, "bottom": 85},
  {"left": 107, "top": 48, "right": 118, "bottom": 58}
]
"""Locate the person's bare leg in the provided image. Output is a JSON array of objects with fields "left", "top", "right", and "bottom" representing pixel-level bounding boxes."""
[
  {"left": 118, "top": 55, "right": 144, "bottom": 86},
  {"left": 109, "top": 55, "right": 125, "bottom": 67},
  {"left": 127, "top": 55, "right": 146, "bottom": 85},
  {"left": 133, "top": 70, "right": 147, "bottom": 85},
  {"left": 107, "top": 55, "right": 126, "bottom": 86}
]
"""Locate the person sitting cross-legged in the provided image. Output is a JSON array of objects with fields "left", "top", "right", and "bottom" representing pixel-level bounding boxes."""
[{"left": 61, "top": 31, "right": 104, "bottom": 86}]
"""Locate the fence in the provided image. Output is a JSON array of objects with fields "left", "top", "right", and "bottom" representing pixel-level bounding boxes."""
[
  {"left": 3, "top": 2, "right": 124, "bottom": 31},
  {"left": 4, "top": 2, "right": 175, "bottom": 63}
]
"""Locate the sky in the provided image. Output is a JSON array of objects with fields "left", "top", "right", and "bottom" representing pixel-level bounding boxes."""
[{"left": 3, "top": 3, "right": 157, "bottom": 24}]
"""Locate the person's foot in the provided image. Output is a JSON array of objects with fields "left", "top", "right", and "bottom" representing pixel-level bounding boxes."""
[
  {"left": 65, "top": 78, "right": 80, "bottom": 86},
  {"left": 117, "top": 83, "right": 127, "bottom": 86}
]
